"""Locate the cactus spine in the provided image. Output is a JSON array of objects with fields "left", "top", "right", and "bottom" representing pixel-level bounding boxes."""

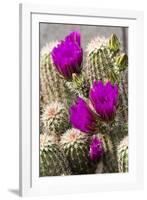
[
  {"left": 40, "top": 42, "right": 70, "bottom": 106},
  {"left": 97, "top": 133, "right": 118, "bottom": 173},
  {"left": 40, "top": 134, "right": 71, "bottom": 176},
  {"left": 84, "top": 35, "right": 118, "bottom": 86},
  {"left": 84, "top": 34, "right": 128, "bottom": 150},
  {"left": 84, "top": 34, "right": 128, "bottom": 86},
  {"left": 119, "top": 69, "right": 128, "bottom": 123},
  {"left": 117, "top": 136, "right": 128, "bottom": 172},
  {"left": 60, "top": 128, "right": 96, "bottom": 174},
  {"left": 64, "top": 73, "right": 90, "bottom": 98},
  {"left": 41, "top": 101, "right": 69, "bottom": 136}
]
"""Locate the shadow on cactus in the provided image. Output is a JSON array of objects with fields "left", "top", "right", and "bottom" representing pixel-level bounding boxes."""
[{"left": 40, "top": 27, "right": 128, "bottom": 176}]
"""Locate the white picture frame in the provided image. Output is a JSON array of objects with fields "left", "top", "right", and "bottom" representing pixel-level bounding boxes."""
[{"left": 19, "top": 3, "right": 144, "bottom": 197}]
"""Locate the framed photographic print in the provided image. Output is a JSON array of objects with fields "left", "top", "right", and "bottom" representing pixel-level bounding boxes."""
[{"left": 19, "top": 4, "right": 144, "bottom": 196}]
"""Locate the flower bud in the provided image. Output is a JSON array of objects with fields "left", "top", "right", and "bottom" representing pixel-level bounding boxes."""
[
  {"left": 89, "top": 135, "right": 103, "bottom": 161},
  {"left": 108, "top": 34, "right": 120, "bottom": 52},
  {"left": 116, "top": 53, "right": 128, "bottom": 71},
  {"left": 72, "top": 73, "right": 83, "bottom": 87}
]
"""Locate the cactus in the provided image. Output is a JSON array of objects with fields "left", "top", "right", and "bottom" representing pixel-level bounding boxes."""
[
  {"left": 84, "top": 34, "right": 128, "bottom": 86},
  {"left": 85, "top": 36, "right": 108, "bottom": 55},
  {"left": 64, "top": 73, "right": 90, "bottom": 98},
  {"left": 84, "top": 34, "right": 128, "bottom": 131},
  {"left": 97, "top": 133, "right": 118, "bottom": 173},
  {"left": 39, "top": 32, "right": 129, "bottom": 176},
  {"left": 60, "top": 128, "right": 96, "bottom": 174},
  {"left": 118, "top": 69, "right": 128, "bottom": 122},
  {"left": 108, "top": 33, "right": 120, "bottom": 52},
  {"left": 115, "top": 53, "right": 128, "bottom": 72},
  {"left": 109, "top": 121, "right": 128, "bottom": 147},
  {"left": 86, "top": 47, "right": 120, "bottom": 85},
  {"left": 95, "top": 160, "right": 103, "bottom": 173},
  {"left": 84, "top": 35, "right": 117, "bottom": 86},
  {"left": 40, "top": 134, "right": 71, "bottom": 176},
  {"left": 41, "top": 101, "right": 69, "bottom": 136},
  {"left": 40, "top": 42, "right": 70, "bottom": 106},
  {"left": 117, "top": 136, "right": 128, "bottom": 172}
]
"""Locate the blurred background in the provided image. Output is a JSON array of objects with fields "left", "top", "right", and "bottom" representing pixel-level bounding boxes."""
[{"left": 40, "top": 23, "right": 128, "bottom": 53}]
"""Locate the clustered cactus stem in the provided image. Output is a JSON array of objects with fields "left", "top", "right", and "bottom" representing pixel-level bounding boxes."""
[
  {"left": 60, "top": 128, "right": 99, "bottom": 174},
  {"left": 64, "top": 73, "right": 90, "bottom": 98},
  {"left": 117, "top": 136, "right": 128, "bottom": 172},
  {"left": 40, "top": 134, "right": 71, "bottom": 176},
  {"left": 41, "top": 101, "right": 69, "bottom": 136},
  {"left": 40, "top": 42, "right": 71, "bottom": 107},
  {"left": 40, "top": 31, "right": 128, "bottom": 176},
  {"left": 97, "top": 133, "right": 118, "bottom": 173}
]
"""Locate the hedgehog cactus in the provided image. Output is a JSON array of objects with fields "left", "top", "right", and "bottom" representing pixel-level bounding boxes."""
[
  {"left": 84, "top": 34, "right": 128, "bottom": 86},
  {"left": 97, "top": 133, "right": 118, "bottom": 173},
  {"left": 40, "top": 134, "right": 71, "bottom": 176},
  {"left": 40, "top": 42, "right": 70, "bottom": 106},
  {"left": 85, "top": 48, "right": 114, "bottom": 85},
  {"left": 64, "top": 73, "right": 90, "bottom": 98},
  {"left": 119, "top": 69, "right": 128, "bottom": 122},
  {"left": 117, "top": 136, "right": 128, "bottom": 172},
  {"left": 108, "top": 33, "right": 120, "bottom": 52},
  {"left": 84, "top": 34, "right": 128, "bottom": 124},
  {"left": 84, "top": 35, "right": 117, "bottom": 85},
  {"left": 40, "top": 31, "right": 128, "bottom": 176},
  {"left": 60, "top": 128, "right": 97, "bottom": 174},
  {"left": 41, "top": 101, "right": 69, "bottom": 136}
]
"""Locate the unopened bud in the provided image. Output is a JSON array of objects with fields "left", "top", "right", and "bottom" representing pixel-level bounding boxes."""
[
  {"left": 116, "top": 54, "right": 128, "bottom": 71},
  {"left": 108, "top": 34, "right": 120, "bottom": 52},
  {"left": 72, "top": 73, "right": 83, "bottom": 87}
]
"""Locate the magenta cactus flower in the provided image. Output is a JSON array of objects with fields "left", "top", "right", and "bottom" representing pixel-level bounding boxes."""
[
  {"left": 89, "top": 135, "right": 103, "bottom": 161},
  {"left": 69, "top": 97, "right": 97, "bottom": 133},
  {"left": 65, "top": 31, "right": 81, "bottom": 46},
  {"left": 90, "top": 80, "right": 118, "bottom": 121},
  {"left": 51, "top": 31, "right": 83, "bottom": 79}
]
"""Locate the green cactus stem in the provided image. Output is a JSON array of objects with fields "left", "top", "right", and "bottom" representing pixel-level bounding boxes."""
[
  {"left": 97, "top": 133, "right": 119, "bottom": 173},
  {"left": 40, "top": 134, "right": 71, "bottom": 176},
  {"left": 64, "top": 73, "right": 90, "bottom": 98},
  {"left": 117, "top": 136, "right": 128, "bottom": 172},
  {"left": 115, "top": 53, "right": 128, "bottom": 72},
  {"left": 41, "top": 101, "right": 69, "bottom": 136},
  {"left": 108, "top": 33, "right": 120, "bottom": 52},
  {"left": 84, "top": 34, "right": 127, "bottom": 86},
  {"left": 60, "top": 128, "right": 96, "bottom": 174},
  {"left": 40, "top": 42, "right": 70, "bottom": 106}
]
